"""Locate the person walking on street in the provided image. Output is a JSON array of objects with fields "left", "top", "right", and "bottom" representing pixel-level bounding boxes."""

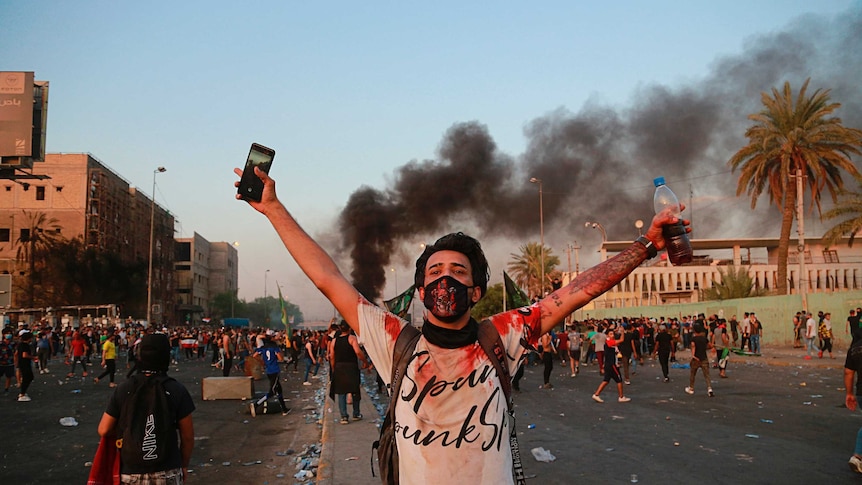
[
  {"left": 819, "top": 312, "right": 834, "bottom": 359},
  {"left": 16, "top": 332, "right": 34, "bottom": 402},
  {"left": 302, "top": 333, "right": 319, "bottom": 385},
  {"left": 653, "top": 324, "right": 673, "bottom": 382},
  {"left": 685, "top": 325, "right": 714, "bottom": 397},
  {"left": 221, "top": 327, "right": 235, "bottom": 377},
  {"left": 844, "top": 338, "right": 862, "bottom": 474},
  {"left": 35, "top": 330, "right": 52, "bottom": 374},
  {"left": 94, "top": 332, "right": 118, "bottom": 388},
  {"left": 539, "top": 332, "right": 555, "bottom": 389},
  {"left": 591, "top": 327, "right": 631, "bottom": 403},
  {"left": 712, "top": 322, "right": 729, "bottom": 378},
  {"left": 847, "top": 309, "right": 862, "bottom": 344},
  {"left": 67, "top": 330, "right": 89, "bottom": 379},
  {"left": 328, "top": 321, "right": 369, "bottom": 423},
  {"left": 251, "top": 330, "right": 289, "bottom": 416},
  {"left": 567, "top": 325, "right": 581, "bottom": 377},
  {"left": 1, "top": 327, "right": 16, "bottom": 394},
  {"left": 804, "top": 312, "right": 817, "bottom": 360}
]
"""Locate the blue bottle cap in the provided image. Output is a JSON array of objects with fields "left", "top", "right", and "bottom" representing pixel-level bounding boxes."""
[{"left": 653, "top": 176, "right": 666, "bottom": 187}]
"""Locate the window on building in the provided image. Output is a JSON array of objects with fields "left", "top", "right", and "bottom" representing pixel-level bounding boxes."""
[
  {"left": 175, "top": 241, "right": 191, "bottom": 261},
  {"left": 176, "top": 264, "right": 191, "bottom": 271},
  {"left": 36, "top": 186, "right": 45, "bottom": 200},
  {"left": 0, "top": 228, "right": 9, "bottom": 242},
  {"left": 20, "top": 228, "right": 30, "bottom": 242},
  {"left": 823, "top": 250, "right": 839, "bottom": 263}
]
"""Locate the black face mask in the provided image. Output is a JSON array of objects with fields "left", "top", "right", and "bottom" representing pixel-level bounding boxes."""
[{"left": 422, "top": 275, "right": 474, "bottom": 323}]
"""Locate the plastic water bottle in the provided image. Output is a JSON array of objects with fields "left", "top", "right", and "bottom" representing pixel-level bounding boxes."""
[{"left": 653, "top": 177, "right": 692, "bottom": 265}]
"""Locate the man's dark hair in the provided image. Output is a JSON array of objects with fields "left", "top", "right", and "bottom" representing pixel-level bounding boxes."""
[{"left": 414, "top": 232, "right": 490, "bottom": 296}]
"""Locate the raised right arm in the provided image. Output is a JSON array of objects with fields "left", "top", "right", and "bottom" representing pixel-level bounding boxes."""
[{"left": 235, "top": 167, "right": 361, "bottom": 334}]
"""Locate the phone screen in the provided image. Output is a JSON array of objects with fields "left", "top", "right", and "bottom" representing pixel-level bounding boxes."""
[{"left": 237, "top": 143, "right": 275, "bottom": 202}]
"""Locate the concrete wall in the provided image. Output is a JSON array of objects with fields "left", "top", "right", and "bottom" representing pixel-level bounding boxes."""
[{"left": 576, "top": 290, "right": 862, "bottom": 350}]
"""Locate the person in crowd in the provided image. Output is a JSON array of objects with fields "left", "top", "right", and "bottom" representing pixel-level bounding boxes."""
[
  {"left": 567, "top": 324, "right": 582, "bottom": 377},
  {"left": 591, "top": 326, "right": 631, "bottom": 404},
  {"left": 35, "top": 329, "right": 52, "bottom": 374},
  {"left": 97, "top": 333, "right": 195, "bottom": 484},
  {"left": 67, "top": 330, "right": 90, "bottom": 379},
  {"left": 250, "top": 330, "right": 290, "bottom": 417},
  {"left": 804, "top": 312, "right": 818, "bottom": 360},
  {"left": 653, "top": 324, "right": 673, "bottom": 382},
  {"left": 539, "top": 331, "right": 555, "bottom": 389},
  {"left": 328, "top": 321, "right": 369, "bottom": 423},
  {"left": 15, "top": 331, "right": 34, "bottom": 402},
  {"left": 712, "top": 322, "right": 729, "bottom": 379},
  {"left": 685, "top": 325, "right": 714, "bottom": 397},
  {"left": 1, "top": 326, "right": 16, "bottom": 394},
  {"left": 819, "top": 312, "right": 834, "bottom": 359},
  {"left": 234, "top": 165, "right": 685, "bottom": 483},
  {"left": 94, "top": 331, "right": 118, "bottom": 388},
  {"left": 302, "top": 333, "right": 320, "bottom": 385},
  {"left": 847, "top": 308, "right": 862, "bottom": 344},
  {"left": 221, "top": 327, "right": 235, "bottom": 377}
]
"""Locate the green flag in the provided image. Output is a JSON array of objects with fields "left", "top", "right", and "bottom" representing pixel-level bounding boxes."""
[
  {"left": 503, "top": 271, "right": 530, "bottom": 309},
  {"left": 384, "top": 284, "right": 416, "bottom": 318},
  {"left": 277, "top": 284, "right": 291, "bottom": 339}
]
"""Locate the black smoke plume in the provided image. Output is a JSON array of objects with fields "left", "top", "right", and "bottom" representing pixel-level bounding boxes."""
[{"left": 337, "top": 8, "right": 862, "bottom": 302}]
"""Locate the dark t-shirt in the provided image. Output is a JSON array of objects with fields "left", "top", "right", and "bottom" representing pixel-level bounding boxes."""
[
  {"left": 620, "top": 331, "right": 635, "bottom": 356},
  {"left": 16, "top": 344, "right": 31, "bottom": 369},
  {"left": 849, "top": 315, "right": 862, "bottom": 343},
  {"left": 692, "top": 335, "right": 708, "bottom": 360},
  {"left": 845, "top": 341, "right": 862, "bottom": 396},
  {"left": 655, "top": 332, "right": 672, "bottom": 353},
  {"left": 106, "top": 374, "right": 195, "bottom": 474}
]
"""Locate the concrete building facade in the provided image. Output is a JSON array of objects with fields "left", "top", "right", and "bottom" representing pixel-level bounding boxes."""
[{"left": 0, "top": 153, "right": 175, "bottom": 322}]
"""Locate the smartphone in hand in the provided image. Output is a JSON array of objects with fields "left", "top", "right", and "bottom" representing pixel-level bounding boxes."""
[{"left": 237, "top": 143, "right": 275, "bottom": 202}]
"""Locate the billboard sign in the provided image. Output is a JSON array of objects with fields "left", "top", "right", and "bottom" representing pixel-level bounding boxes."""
[
  {"left": 0, "top": 72, "right": 35, "bottom": 158},
  {"left": 0, "top": 274, "right": 11, "bottom": 307}
]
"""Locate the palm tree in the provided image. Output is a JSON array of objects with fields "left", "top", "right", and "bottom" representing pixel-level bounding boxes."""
[
  {"left": 728, "top": 78, "right": 862, "bottom": 295},
  {"left": 15, "top": 210, "right": 64, "bottom": 307},
  {"left": 702, "top": 265, "right": 767, "bottom": 301},
  {"left": 507, "top": 242, "right": 560, "bottom": 299},
  {"left": 821, "top": 180, "right": 862, "bottom": 248}
]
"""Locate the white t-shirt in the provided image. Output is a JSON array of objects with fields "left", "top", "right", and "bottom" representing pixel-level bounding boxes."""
[
  {"left": 358, "top": 298, "right": 541, "bottom": 485},
  {"left": 806, "top": 318, "right": 817, "bottom": 338}
]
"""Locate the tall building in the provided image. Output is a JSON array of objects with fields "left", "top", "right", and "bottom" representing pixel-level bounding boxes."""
[
  {"left": 174, "top": 233, "right": 238, "bottom": 325},
  {"left": 0, "top": 153, "right": 175, "bottom": 322}
]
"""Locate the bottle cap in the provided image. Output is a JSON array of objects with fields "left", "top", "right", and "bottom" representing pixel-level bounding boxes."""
[{"left": 653, "top": 176, "right": 666, "bottom": 187}]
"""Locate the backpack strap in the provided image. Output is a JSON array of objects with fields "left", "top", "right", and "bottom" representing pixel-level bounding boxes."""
[
  {"left": 371, "top": 323, "right": 421, "bottom": 481},
  {"left": 477, "top": 320, "right": 526, "bottom": 485}
]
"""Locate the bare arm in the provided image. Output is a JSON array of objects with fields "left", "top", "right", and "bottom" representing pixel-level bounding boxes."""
[
  {"left": 235, "top": 167, "right": 361, "bottom": 333},
  {"left": 97, "top": 412, "right": 116, "bottom": 438},
  {"left": 846, "top": 368, "right": 857, "bottom": 411},
  {"left": 178, "top": 414, "right": 194, "bottom": 480},
  {"left": 536, "top": 207, "right": 688, "bottom": 335},
  {"left": 349, "top": 335, "right": 370, "bottom": 368}
]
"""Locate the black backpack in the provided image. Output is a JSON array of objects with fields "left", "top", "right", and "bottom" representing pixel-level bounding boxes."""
[
  {"left": 372, "top": 320, "right": 525, "bottom": 484},
  {"left": 115, "top": 373, "right": 177, "bottom": 470}
]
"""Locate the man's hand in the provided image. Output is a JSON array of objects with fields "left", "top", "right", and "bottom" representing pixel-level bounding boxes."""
[
  {"left": 848, "top": 394, "right": 858, "bottom": 411},
  {"left": 234, "top": 166, "right": 279, "bottom": 215},
  {"left": 644, "top": 204, "right": 691, "bottom": 251}
]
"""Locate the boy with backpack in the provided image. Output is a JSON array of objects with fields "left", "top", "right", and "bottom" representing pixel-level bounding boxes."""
[
  {"left": 235, "top": 165, "right": 689, "bottom": 484},
  {"left": 97, "top": 333, "right": 195, "bottom": 484}
]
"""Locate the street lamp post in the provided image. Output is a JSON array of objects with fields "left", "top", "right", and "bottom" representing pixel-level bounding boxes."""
[
  {"left": 585, "top": 221, "right": 607, "bottom": 261},
  {"left": 264, "top": 269, "right": 270, "bottom": 324},
  {"left": 146, "top": 166, "right": 166, "bottom": 327},
  {"left": 530, "top": 177, "right": 544, "bottom": 299}
]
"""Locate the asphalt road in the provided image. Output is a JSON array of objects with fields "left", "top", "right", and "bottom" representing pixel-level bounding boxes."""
[
  {"left": 2, "top": 349, "right": 858, "bottom": 484},
  {"left": 0, "top": 354, "right": 326, "bottom": 485},
  {"left": 513, "top": 355, "right": 856, "bottom": 484}
]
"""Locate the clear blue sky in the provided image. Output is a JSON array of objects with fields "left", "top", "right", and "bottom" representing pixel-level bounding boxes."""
[{"left": 1, "top": 1, "right": 858, "bottom": 320}]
